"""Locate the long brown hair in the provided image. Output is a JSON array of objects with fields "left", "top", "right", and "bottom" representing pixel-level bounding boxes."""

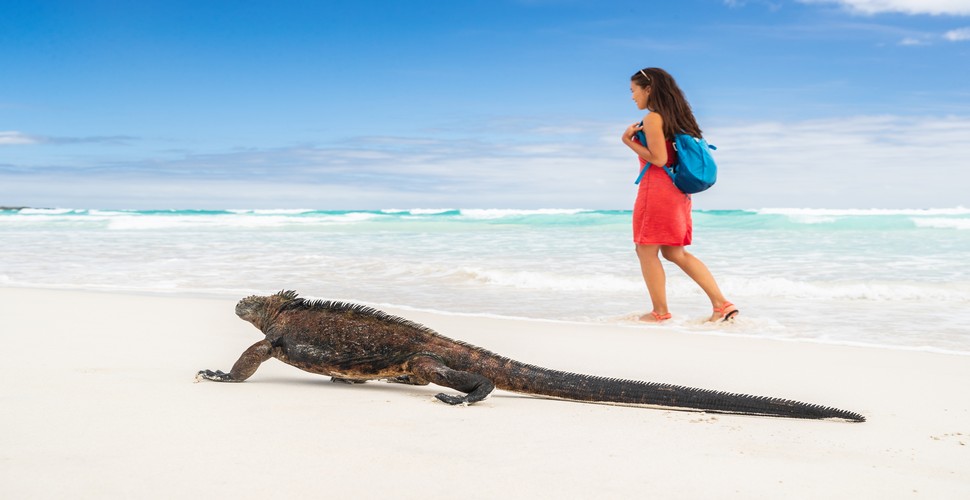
[{"left": 631, "top": 67, "right": 702, "bottom": 139}]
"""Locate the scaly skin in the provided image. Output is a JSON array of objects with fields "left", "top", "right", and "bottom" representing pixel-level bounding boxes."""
[{"left": 197, "top": 291, "right": 865, "bottom": 422}]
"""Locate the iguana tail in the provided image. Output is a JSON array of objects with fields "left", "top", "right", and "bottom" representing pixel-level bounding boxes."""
[{"left": 485, "top": 358, "right": 865, "bottom": 422}]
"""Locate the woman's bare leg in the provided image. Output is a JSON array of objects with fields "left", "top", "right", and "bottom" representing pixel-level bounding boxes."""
[
  {"left": 660, "top": 245, "right": 737, "bottom": 321},
  {"left": 635, "top": 244, "right": 669, "bottom": 321}
]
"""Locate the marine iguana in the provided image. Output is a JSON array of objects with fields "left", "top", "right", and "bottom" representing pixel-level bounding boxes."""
[{"left": 196, "top": 291, "right": 865, "bottom": 422}]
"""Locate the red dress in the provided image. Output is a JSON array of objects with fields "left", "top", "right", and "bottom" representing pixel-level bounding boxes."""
[{"left": 632, "top": 137, "right": 692, "bottom": 246}]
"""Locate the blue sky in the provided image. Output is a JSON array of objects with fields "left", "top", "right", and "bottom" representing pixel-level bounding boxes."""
[{"left": 2, "top": 0, "right": 969, "bottom": 209}]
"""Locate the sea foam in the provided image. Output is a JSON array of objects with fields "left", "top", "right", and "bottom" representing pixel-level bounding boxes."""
[{"left": 2, "top": 206, "right": 968, "bottom": 353}]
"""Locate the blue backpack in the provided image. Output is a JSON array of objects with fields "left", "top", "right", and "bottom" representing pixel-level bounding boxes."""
[{"left": 634, "top": 124, "right": 718, "bottom": 194}]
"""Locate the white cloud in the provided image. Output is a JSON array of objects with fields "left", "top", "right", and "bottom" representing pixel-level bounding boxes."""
[
  {"left": 723, "top": 0, "right": 783, "bottom": 8},
  {"left": 0, "top": 131, "right": 134, "bottom": 146},
  {"left": 0, "top": 131, "right": 38, "bottom": 145},
  {"left": 899, "top": 36, "right": 929, "bottom": 45},
  {"left": 800, "top": 0, "right": 970, "bottom": 15},
  {"left": 944, "top": 26, "right": 970, "bottom": 39},
  {"left": 3, "top": 115, "right": 969, "bottom": 210},
  {"left": 701, "top": 115, "right": 970, "bottom": 209}
]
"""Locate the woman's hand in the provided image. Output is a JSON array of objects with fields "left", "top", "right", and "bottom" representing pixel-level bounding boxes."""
[
  {"left": 622, "top": 114, "right": 666, "bottom": 166},
  {"left": 622, "top": 122, "right": 643, "bottom": 143}
]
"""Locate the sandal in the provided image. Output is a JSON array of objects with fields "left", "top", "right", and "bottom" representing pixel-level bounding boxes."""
[
  {"left": 640, "top": 311, "right": 672, "bottom": 322},
  {"left": 712, "top": 301, "right": 739, "bottom": 322}
]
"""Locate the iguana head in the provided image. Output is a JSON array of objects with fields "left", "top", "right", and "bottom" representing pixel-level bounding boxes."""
[{"left": 235, "top": 290, "right": 300, "bottom": 329}]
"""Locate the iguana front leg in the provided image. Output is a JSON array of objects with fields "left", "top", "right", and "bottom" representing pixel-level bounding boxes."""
[
  {"left": 196, "top": 340, "right": 273, "bottom": 382},
  {"left": 407, "top": 355, "right": 495, "bottom": 405}
]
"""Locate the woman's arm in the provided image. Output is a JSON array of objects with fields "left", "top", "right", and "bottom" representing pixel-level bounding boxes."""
[{"left": 621, "top": 112, "right": 668, "bottom": 167}]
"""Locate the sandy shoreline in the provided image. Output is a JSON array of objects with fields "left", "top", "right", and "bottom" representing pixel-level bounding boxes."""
[{"left": 1, "top": 287, "right": 967, "bottom": 498}]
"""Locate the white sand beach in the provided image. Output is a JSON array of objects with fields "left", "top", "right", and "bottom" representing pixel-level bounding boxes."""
[{"left": 1, "top": 287, "right": 967, "bottom": 499}]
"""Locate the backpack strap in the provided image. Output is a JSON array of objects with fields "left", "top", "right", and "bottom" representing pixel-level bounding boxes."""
[
  {"left": 634, "top": 163, "right": 650, "bottom": 185},
  {"left": 633, "top": 122, "right": 649, "bottom": 184}
]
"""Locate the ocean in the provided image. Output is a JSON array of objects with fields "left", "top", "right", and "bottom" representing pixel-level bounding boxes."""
[{"left": 3, "top": 207, "right": 969, "bottom": 354}]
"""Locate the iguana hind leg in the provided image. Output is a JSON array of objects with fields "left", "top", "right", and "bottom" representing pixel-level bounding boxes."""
[
  {"left": 331, "top": 377, "right": 368, "bottom": 384},
  {"left": 387, "top": 375, "right": 430, "bottom": 386},
  {"left": 407, "top": 355, "right": 495, "bottom": 405},
  {"left": 196, "top": 340, "right": 273, "bottom": 382}
]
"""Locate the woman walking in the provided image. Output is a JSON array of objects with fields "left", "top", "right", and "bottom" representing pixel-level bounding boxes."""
[{"left": 622, "top": 67, "right": 737, "bottom": 323}]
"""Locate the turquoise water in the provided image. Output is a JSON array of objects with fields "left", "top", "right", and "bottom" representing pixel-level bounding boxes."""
[{"left": 2, "top": 207, "right": 969, "bottom": 353}]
